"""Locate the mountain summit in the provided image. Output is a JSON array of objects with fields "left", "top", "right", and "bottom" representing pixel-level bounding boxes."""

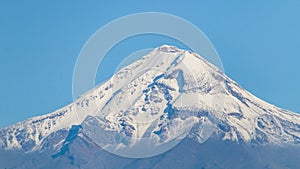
[{"left": 1, "top": 45, "right": 300, "bottom": 168}]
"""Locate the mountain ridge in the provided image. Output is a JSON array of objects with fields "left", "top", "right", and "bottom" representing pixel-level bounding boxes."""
[{"left": 1, "top": 45, "right": 300, "bottom": 155}]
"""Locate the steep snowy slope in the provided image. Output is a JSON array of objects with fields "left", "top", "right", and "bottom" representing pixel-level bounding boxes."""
[{"left": 1, "top": 45, "right": 300, "bottom": 156}]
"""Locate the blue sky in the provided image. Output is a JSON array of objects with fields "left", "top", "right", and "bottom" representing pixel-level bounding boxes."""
[{"left": 0, "top": 1, "right": 299, "bottom": 127}]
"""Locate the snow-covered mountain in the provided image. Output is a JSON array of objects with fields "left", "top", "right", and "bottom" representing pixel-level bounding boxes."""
[{"left": 1, "top": 45, "right": 300, "bottom": 168}]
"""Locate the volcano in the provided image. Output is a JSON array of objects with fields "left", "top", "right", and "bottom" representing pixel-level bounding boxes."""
[{"left": 1, "top": 45, "right": 300, "bottom": 169}]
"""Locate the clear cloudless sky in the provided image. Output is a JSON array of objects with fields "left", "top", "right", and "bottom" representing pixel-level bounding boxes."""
[{"left": 0, "top": 0, "right": 299, "bottom": 127}]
